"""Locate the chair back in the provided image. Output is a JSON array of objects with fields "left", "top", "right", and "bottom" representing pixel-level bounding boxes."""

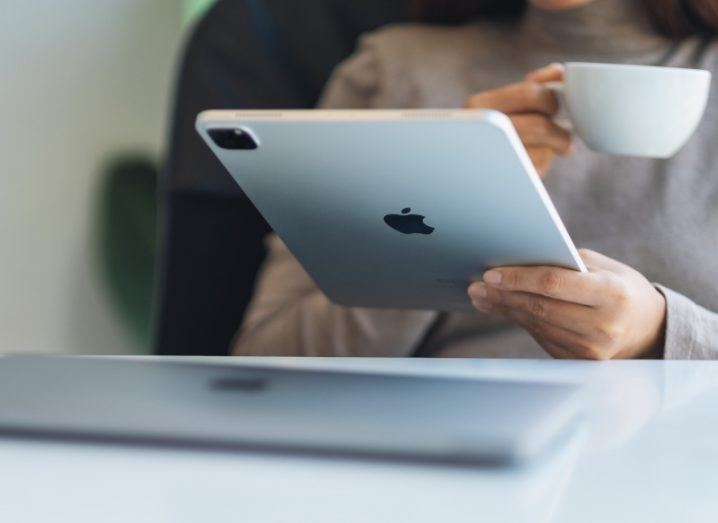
[{"left": 154, "top": 0, "right": 408, "bottom": 355}]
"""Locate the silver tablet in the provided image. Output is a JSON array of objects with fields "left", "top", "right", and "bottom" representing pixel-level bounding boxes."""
[
  {"left": 0, "top": 357, "right": 582, "bottom": 465},
  {"left": 197, "top": 110, "right": 586, "bottom": 311}
]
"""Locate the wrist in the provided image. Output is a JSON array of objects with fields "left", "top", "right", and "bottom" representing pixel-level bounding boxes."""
[{"left": 639, "top": 289, "right": 667, "bottom": 359}]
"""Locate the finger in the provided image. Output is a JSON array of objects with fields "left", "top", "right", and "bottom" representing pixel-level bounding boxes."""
[
  {"left": 532, "top": 324, "right": 608, "bottom": 360},
  {"left": 527, "top": 147, "right": 555, "bottom": 177},
  {"left": 524, "top": 63, "right": 565, "bottom": 84},
  {"left": 510, "top": 114, "right": 573, "bottom": 155},
  {"left": 488, "top": 302, "right": 606, "bottom": 360},
  {"left": 477, "top": 286, "right": 596, "bottom": 336},
  {"left": 538, "top": 338, "right": 578, "bottom": 360},
  {"left": 465, "top": 81, "right": 559, "bottom": 116},
  {"left": 470, "top": 282, "right": 619, "bottom": 347},
  {"left": 482, "top": 265, "right": 602, "bottom": 306}
]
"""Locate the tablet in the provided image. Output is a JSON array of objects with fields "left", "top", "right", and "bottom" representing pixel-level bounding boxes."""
[
  {"left": 0, "top": 356, "right": 582, "bottom": 466},
  {"left": 196, "top": 109, "right": 586, "bottom": 311}
]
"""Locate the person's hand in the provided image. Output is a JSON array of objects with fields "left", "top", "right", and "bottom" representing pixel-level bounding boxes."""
[
  {"left": 464, "top": 63, "right": 572, "bottom": 177},
  {"left": 467, "top": 249, "right": 667, "bottom": 360}
]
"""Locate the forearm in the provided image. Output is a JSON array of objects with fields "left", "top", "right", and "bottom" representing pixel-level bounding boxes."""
[
  {"left": 233, "top": 293, "right": 437, "bottom": 357},
  {"left": 232, "top": 234, "right": 438, "bottom": 357},
  {"left": 657, "top": 285, "right": 718, "bottom": 359}
]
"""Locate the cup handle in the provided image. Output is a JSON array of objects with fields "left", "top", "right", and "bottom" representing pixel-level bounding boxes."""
[{"left": 544, "top": 81, "right": 574, "bottom": 133}]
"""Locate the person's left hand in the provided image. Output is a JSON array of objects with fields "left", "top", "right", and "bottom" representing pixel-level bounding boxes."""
[{"left": 468, "top": 249, "right": 667, "bottom": 360}]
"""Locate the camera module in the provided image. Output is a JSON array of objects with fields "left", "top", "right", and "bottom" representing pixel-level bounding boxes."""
[{"left": 208, "top": 127, "right": 259, "bottom": 150}]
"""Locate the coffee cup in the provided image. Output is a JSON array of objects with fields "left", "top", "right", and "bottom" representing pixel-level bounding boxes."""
[{"left": 546, "top": 62, "right": 711, "bottom": 158}]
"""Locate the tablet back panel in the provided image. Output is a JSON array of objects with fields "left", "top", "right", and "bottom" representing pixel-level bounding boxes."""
[{"left": 197, "top": 110, "right": 584, "bottom": 310}]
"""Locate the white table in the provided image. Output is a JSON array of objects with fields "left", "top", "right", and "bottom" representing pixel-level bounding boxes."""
[{"left": 1, "top": 357, "right": 716, "bottom": 523}]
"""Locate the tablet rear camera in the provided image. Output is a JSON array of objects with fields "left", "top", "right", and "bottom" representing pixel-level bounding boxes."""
[{"left": 208, "top": 128, "right": 258, "bottom": 150}]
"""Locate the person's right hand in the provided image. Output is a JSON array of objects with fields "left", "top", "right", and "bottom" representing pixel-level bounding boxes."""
[{"left": 464, "top": 64, "right": 572, "bottom": 177}]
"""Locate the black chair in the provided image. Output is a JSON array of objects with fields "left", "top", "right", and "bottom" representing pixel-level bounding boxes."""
[{"left": 154, "top": 0, "right": 408, "bottom": 356}]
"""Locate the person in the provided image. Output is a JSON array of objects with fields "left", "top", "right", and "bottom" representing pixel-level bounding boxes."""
[{"left": 232, "top": 0, "right": 718, "bottom": 360}]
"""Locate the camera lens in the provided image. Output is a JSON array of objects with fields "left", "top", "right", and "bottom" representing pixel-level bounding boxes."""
[{"left": 208, "top": 128, "right": 259, "bottom": 150}]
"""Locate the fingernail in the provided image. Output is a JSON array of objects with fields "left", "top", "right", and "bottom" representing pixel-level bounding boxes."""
[
  {"left": 469, "top": 283, "right": 488, "bottom": 299},
  {"left": 484, "top": 270, "right": 502, "bottom": 286}
]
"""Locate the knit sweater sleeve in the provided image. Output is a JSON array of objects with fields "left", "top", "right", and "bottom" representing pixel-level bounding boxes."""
[{"left": 656, "top": 285, "right": 718, "bottom": 360}]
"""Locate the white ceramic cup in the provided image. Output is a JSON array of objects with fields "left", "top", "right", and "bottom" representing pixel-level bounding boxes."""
[{"left": 547, "top": 62, "right": 712, "bottom": 158}]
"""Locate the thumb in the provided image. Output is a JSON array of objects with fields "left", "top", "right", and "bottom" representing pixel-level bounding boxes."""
[
  {"left": 525, "top": 63, "right": 564, "bottom": 84},
  {"left": 578, "top": 248, "right": 630, "bottom": 273}
]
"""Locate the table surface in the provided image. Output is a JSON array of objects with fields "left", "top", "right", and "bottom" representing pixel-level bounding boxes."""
[{"left": 0, "top": 356, "right": 716, "bottom": 523}]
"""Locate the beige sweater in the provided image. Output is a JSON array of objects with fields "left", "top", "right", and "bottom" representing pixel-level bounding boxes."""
[{"left": 233, "top": 0, "right": 718, "bottom": 359}]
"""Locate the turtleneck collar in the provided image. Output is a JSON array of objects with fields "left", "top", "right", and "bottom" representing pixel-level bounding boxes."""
[{"left": 519, "top": 0, "right": 673, "bottom": 64}]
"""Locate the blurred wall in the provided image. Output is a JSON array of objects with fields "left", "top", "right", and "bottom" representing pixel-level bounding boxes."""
[{"left": 0, "top": 1, "right": 182, "bottom": 354}]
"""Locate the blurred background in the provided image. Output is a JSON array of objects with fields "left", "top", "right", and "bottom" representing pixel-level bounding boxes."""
[
  {"left": 0, "top": 0, "right": 216, "bottom": 355},
  {"left": 1, "top": 0, "right": 406, "bottom": 357}
]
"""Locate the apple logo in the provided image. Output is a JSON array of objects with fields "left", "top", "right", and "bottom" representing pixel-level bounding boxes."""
[{"left": 383, "top": 207, "right": 435, "bottom": 235}]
